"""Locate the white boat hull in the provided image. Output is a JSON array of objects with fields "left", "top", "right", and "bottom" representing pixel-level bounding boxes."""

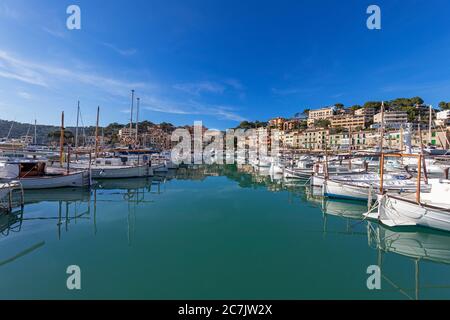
[
  {"left": 89, "top": 164, "right": 152, "bottom": 179},
  {"left": 322, "top": 179, "right": 374, "bottom": 201},
  {"left": 283, "top": 167, "right": 312, "bottom": 179},
  {"left": 152, "top": 164, "right": 168, "bottom": 173},
  {"left": 17, "top": 171, "right": 89, "bottom": 189},
  {"left": 369, "top": 194, "right": 450, "bottom": 232}
]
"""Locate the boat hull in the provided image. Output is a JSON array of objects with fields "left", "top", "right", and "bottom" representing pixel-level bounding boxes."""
[
  {"left": 322, "top": 179, "right": 373, "bottom": 201},
  {"left": 90, "top": 164, "right": 152, "bottom": 179},
  {"left": 372, "top": 194, "right": 450, "bottom": 232},
  {"left": 17, "top": 171, "right": 89, "bottom": 189}
]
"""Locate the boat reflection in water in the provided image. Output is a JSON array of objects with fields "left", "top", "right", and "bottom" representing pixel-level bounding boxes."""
[
  {"left": 368, "top": 222, "right": 450, "bottom": 300},
  {"left": 1, "top": 165, "right": 450, "bottom": 299}
]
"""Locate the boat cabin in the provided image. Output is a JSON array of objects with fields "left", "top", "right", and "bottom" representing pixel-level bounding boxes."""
[{"left": 0, "top": 161, "right": 46, "bottom": 179}]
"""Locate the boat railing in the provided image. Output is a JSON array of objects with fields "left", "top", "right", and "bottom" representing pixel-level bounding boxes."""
[{"left": 0, "top": 181, "right": 24, "bottom": 213}]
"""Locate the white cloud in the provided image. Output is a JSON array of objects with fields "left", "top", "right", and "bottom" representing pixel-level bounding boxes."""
[
  {"left": 0, "top": 50, "right": 146, "bottom": 95},
  {"left": 0, "top": 50, "right": 246, "bottom": 123},
  {"left": 142, "top": 96, "right": 246, "bottom": 121},
  {"left": 102, "top": 43, "right": 137, "bottom": 56},
  {"left": 42, "top": 26, "right": 67, "bottom": 39},
  {"left": 173, "top": 81, "right": 225, "bottom": 95}
]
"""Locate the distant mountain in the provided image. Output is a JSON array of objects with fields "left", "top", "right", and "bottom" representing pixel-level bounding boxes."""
[
  {"left": 0, "top": 119, "right": 95, "bottom": 144},
  {"left": 0, "top": 119, "right": 177, "bottom": 144}
]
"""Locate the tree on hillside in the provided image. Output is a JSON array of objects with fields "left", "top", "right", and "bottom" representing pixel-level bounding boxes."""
[
  {"left": 48, "top": 130, "right": 74, "bottom": 144},
  {"left": 302, "top": 108, "right": 310, "bottom": 116},
  {"left": 389, "top": 97, "right": 424, "bottom": 109},
  {"left": 314, "top": 119, "right": 331, "bottom": 128},
  {"left": 350, "top": 105, "right": 362, "bottom": 111},
  {"left": 334, "top": 103, "right": 344, "bottom": 109},
  {"left": 363, "top": 101, "right": 383, "bottom": 110},
  {"left": 439, "top": 101, "right": 450, "bottom": 110}
]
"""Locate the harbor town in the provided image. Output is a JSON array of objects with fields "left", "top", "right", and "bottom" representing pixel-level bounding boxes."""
[
  {"left": 2, "top": 103, "right": 450, "bottom": 300},
  {"left": 2, "top": 0, "right": 450, "bottom": 303},
  {"left": 1, "top": 94, "right": 450, "bottom": 233}
]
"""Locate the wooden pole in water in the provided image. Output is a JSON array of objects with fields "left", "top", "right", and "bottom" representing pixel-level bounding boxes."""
[
  {"left": 59, "top": 111, "right": 65, "bottom": 167},
  {"left": 95, "top": 106, "right": 100, "bottom": 159}
]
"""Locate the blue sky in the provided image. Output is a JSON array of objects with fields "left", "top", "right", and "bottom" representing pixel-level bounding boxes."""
[{"left": 1, "top": 0, "right": 450, "bottom": 129}]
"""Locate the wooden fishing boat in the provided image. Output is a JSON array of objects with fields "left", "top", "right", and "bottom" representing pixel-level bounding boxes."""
[
  {"left": 0, "top": 161, "right": 90, "bottom": 189},
  {"left": 366, "top": 179, "right": 450, "bottom": 232}
]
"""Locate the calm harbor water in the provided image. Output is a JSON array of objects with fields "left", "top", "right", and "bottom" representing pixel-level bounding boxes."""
[{"left": 1, "top": 165, "right": 450, "bottom": 300}]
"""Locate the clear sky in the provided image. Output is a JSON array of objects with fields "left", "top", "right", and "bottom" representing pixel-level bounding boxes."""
[{"left": 1, "top": 0, "right": 450, "bottom": 129}]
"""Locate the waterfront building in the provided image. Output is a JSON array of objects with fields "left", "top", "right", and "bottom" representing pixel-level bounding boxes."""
[
  {"left": 436, "top": 110, "right": 450, "bottom": 127},
  {"left": 298, "top": 128, "right": 329, "bottom": 150},
  {"left": 330, "top": 114, "right": 368, "bottom": 130},
  {"left": 118, "top": 127, "right": 137, "bottom": 138},
  {"left": 283, "top": 130, "right": 302, "bottom": 149},
  {"left": 373, "top": 110, "right": 408, "bottom": 129},
  {"left": 355, "top": 107, "right": 376, "bottom": 120},
  {"left": 142, "top": 127, "right": 172, "bottom": 150},
  {"left": 268, "top": 117, "right": 286, "bottom": 129},
  {"left": 282, "top": 119, "right": 302, "bottom": 131},
  {"left": 307, "top": 106, "right": 336, "bottom": 126}
]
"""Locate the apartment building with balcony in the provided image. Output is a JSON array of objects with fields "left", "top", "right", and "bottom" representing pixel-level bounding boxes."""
[
  {"left": 330, "top": 114, "right": 368, "bottom": 130},
  {"left": 307, "top": 106, "right": 336, "bottom": 126},
  {"left": 373, "top": 110, "right": 408, "bottom": 129}
]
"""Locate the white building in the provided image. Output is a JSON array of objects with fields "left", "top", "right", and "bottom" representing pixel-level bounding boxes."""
[
  {"left": 373, "top": 111, "right": 408, "bottom": 129},
  {"left": 436, "top": 110, "right": 450, "bottom": 127},
  {"left": 118, "top": 127, "right": 137, "bottom": 137}
]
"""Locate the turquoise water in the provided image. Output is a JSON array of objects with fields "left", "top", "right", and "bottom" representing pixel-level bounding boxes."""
[{"left": 1, "top": 165, "right": 450, "bottom": 300}]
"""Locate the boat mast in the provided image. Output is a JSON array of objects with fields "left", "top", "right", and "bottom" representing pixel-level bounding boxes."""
[
  {"left": 129, "top": 89, "right": 135, "bottom": 136},
  {"left": 6, "top": 121, "right": 14, "bottom": 140},
  {"left": 135, "top": 97, "right": 140, "bottom": 147},
  {"left": 75, "top": 101, "right": 80, "bottom": 159},
  {"left": 379, "top": 101, "right": 385, "bottom": 152},
  {"left": 59, "top": 111, "right": 65, "bottom": 167},
  {"left": 34, "top": 119, "right": 37, "bottom": 145},
  {"left": 428, "top": 105, "right": 432, "bottom": 146},
  {"left": 418, "top": 115, "right": 428, "bottom": 183},
  {"left": 400, "top": 125, "right": 404, "bottom": 152},
  {"left": 378, "top": 101, "right": 385, "bottom": 191},
  {"left": 95, "top": 106, "right": 100, "bottom": 159}
]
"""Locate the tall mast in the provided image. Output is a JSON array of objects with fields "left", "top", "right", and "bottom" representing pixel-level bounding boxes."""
[
  {"left": 418, "top": 114, "right": 428, "bottom": 183},
  {"left": 59, "top": 111, "right": 65, "bottom": 167},
  {"left": 34, "top": 119, "right": 37, "bottom": 145},
  {"left": 428, "top": 105, "right": 432, "bottom": 146},
  {"left": 129, "top": 89, "right": 135, "bottom": 135},
  {"left": 379, "top": 101, "right": 385, "bottom": 152},
  {"left": 95, "top": 106, "right": 100, "bottom": 159},
  {"left": 400, "top": 125, "right": 404, "bottom": 152},
  {"left": 75, "top": 101, "right": 80, "bottom": 155},
  {"left": 135, "top": 97, "right": 140, "bottom": 146}
]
